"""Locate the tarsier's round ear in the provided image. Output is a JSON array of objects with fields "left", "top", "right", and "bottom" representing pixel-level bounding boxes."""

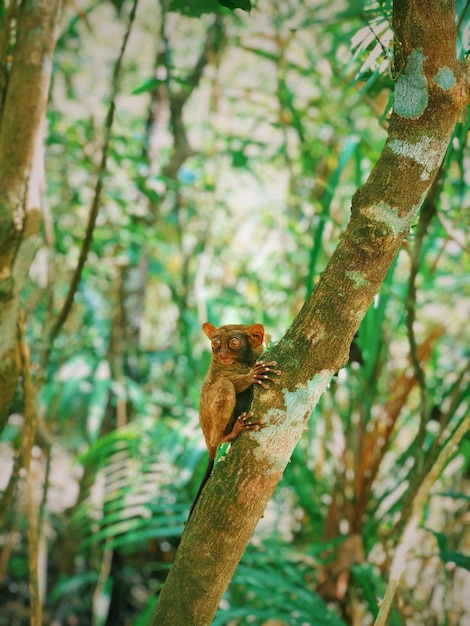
[
  {"left": 248, "top": 323, "right": 265, "bottom": 347},
  {"left": 202, "top": 322, "right": 218, "bottom": 339}
]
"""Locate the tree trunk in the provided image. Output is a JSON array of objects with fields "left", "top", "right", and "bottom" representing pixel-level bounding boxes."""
[
  {"left": 0, "top": 0, "right": 62, "bottom": 431},
  {"left": 150, "top": 1, "right": 470, "bottom": 624}
]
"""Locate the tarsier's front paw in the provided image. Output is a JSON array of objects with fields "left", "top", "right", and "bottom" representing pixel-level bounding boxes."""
[
  {"left": 235, "top": 412, "right": 265, "bottom": 433},
  {"left": 250, "top": 361, "right": 281, "bottom": 389}
]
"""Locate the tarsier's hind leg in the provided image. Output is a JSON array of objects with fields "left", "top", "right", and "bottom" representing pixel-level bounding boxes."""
[{"left": 200, "top": 378, "right": 237, "bottom": 449}]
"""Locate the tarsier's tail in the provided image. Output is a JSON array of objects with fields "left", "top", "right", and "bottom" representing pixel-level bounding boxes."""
[{"left": 187, "top": 458, "right": 215, "bottom": 521}]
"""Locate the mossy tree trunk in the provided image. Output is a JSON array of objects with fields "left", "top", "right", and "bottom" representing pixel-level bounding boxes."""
[
  {"left": 151, "top": 1, "right": 470, "bottom": 624},
  {"left": 0, "top": 0, "right": 62, "bottom": 431}
]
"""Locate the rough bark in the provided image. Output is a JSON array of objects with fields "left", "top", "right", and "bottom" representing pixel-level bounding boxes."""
[
  {"left": 0, "top": 0, "right": 62, "bottom": 430},
  {"left": 151, "top": 2, "right": 470, "bottom": 624}
]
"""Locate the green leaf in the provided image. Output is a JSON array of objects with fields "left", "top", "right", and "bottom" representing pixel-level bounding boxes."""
[
  {"left": 131, "top": 77, "right": 165, "bottom": 95},
  {"left": 441, "top": 550, "right": 470, "bottom": 570},
  {"left": 218, "top": 0, "right": 251, "bottom": 12},
  {"left": 433, "top": 491, "right": 470, "bottom": 502},
  {"left": 427, "top": 529, "right": 470, "bottom": 571},
  {"left": 49, "top": 572, "right": 99, "bottom": 604},
  {"left": 166, "top": 0, "right": 225, "bottom": 17}
]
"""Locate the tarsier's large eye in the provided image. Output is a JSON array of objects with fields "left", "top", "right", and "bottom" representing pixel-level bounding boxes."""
[
  {"left": 228, "top": 337, "right": 241, "bottom": 350},
  {"left": 211, "top": 338, "right": 221, "bottom": 350}
]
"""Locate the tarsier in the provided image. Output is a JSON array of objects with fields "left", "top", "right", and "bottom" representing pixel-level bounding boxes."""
[{"left": 188, "top": 322, "right": 281, "bottom": 520}]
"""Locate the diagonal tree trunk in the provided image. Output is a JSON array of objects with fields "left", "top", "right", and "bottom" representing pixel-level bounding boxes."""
[
  {"left": 150, "top": 1, "right": 470, "bottom": 624},
  {"left": 0, "top": 0, "right": 62, "bottom": 431}
]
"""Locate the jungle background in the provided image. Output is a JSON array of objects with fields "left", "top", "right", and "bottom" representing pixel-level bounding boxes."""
[{"left": 0, "top": 0, "right": 469, "bottom": 624}]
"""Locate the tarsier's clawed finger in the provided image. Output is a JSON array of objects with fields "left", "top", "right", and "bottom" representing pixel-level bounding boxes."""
[
  {"left": 240, "top": 413, "right": 265, "bottom": 430},
  {"left": 251, "top": 361, "right": 270, "bottom": 374},
  {"left": 239, "top": 411, "right": 254, "bottom": 423},
  {"left": 254, "top": 361, "right": 281, "bottom": 387}
]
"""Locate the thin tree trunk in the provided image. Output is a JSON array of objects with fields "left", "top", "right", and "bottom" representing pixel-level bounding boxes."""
[
  {"left": 150, "top": 1, "right": 470, "bottom": 624},
  {"left": 0, "top": 0, "right": 62, "bottom": 430}
]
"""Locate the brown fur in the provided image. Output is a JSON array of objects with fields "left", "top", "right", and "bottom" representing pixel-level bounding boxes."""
[{"left": 188, "top": 322, "right": 280, "bottom": 520}]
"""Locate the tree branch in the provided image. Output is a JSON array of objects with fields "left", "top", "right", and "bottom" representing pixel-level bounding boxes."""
[
  {"left": 163, "top": 15, "right": 224, "bottom": 179},
  {"left": 45, "top": 0, "right": 139, "bottom": 352},
  {"left": 18, "top": 312, "right": 42, "bottom": 626},
  {"left": 385, "top": 411, "right": 470, "bottom": 613},
  {"left": 151, "top": 2, "right": 470, "bottom": 623},
  {"left": 392, "top": 167, "right": 442, "bottom": 537},
  {"left": 0, "top": 0, "right": 62, "bottom": 428}
]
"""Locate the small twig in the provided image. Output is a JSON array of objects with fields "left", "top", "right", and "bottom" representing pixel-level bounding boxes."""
[
  {"left": 385, "top": 412, "right": 470, "bottom": 605},
  {"left": 379, "top": 411, "right": 470, "bottom": 622},
  {"left": 18, "top": 312, "right": 42, "bottom": 626},
  {"left": 437, "top": 213, "right": 470, "bottom": 256},
  {"left": 457, "top": 0, "right": 470, "bottom": 37},
  {"left": 429, "top": 364, "right": 469, "bottom": 461},
  {"left": 163, "top": 15, "right": 224, "bottom": 178},
  {"left": 0, "top": 0, "right": 18, "bottom": 120},
  {"left": 0, "top": 442, "right": 22, "bottom": 526},
  {"left": 406, "top": 201, "right": 434, "bottom": 455},
  {"left": 374, "top": 578, "right": 397, "bottom": 626},
  {"left": 38, "top": 444, "right": 52, "bottom": 535},
  {"left": 395, "top": 168, "right": 442, "bottom": 535},
  {"left": 92, "top": 539, "right": 114, "bottom": 620},
  {"left": 46, "top": 0, "right": 139, "bottom": 350}
]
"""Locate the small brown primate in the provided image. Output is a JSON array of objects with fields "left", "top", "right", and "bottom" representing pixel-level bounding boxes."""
[{"left": 188, "top": 322, "right": 280, "bottom": 520}]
